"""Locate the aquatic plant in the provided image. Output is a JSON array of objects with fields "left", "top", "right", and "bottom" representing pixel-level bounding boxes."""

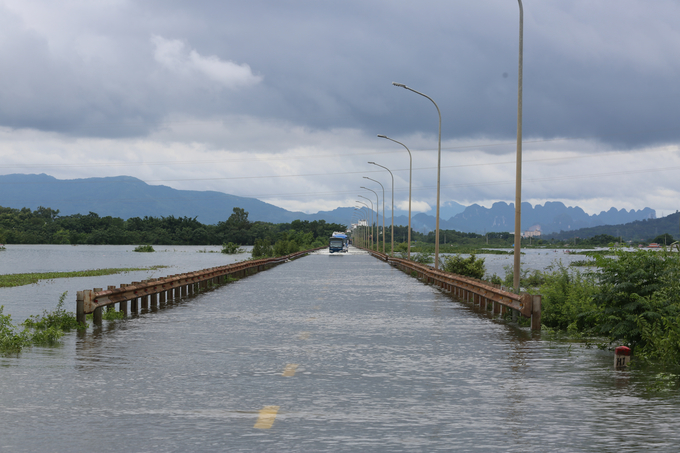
[
  {"left": 0, "top": 266, "right": 167, "bottom": 288},
  {"left": 133, "top": 244, "right": 155, "bottom": 252},
  {"left": 23, "top": 292, "right": 85, "bottom": 331},
  {"left": 0, "top": 306, "right": 30, "bottom": 354},
  {"left": 221, "top": 242, "right": 245, "bottom": 254}
]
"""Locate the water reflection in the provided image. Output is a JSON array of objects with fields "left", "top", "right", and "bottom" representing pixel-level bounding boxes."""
[{"left": 1, "top": 251, "right": 680, "bottom": 451}]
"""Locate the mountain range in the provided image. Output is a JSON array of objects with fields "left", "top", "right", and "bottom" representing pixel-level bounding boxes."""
[{"left": 0, "top": 173, "right": 657, "bottom": 234}]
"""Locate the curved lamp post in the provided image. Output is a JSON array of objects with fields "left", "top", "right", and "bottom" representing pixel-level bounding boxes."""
[
  {"left": 356, "top": 200, "right": 371, "bottom": 249},
  {"left": 361, "top": 186, "right": 380, "bottom": 252},
  {"left": 363, "top": 177, "right": 385, "bottom": 254},
  {"left": 369, "top": 162, "right": 394, "bottom": 256},
  {"left": 377, "top": 134, "right": 412, "bottom": 259},
  {"left": 357, "top": 195, "right": 374, "bottom": 250},
  {"left": 513, "top": 0, "right": 524, "bottom": 292},
  {"left": 392, "top": 82, "right": 442, "bottom": 269},
  {"left": 354, "top": 207, "right": 368, "bottom": 247}
]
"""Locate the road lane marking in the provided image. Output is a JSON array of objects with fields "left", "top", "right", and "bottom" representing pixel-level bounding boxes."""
[
  {"left": 282, "top": 364, "right": 299, "bottom": 377},
  {"left": 298, "top": 331, "right": 310, "bottom": 340},
  {"left": 254, "top": 405, "right": 280, "bottom": 429}
]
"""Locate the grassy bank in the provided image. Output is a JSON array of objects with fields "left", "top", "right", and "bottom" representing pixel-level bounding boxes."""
[{"left": 0, "top": 266, "right": 168, "bottom": 288}]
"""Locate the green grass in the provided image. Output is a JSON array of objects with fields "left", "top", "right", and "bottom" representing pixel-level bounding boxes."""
[{"left": 0, "top": 266, "right": 168, "bottom": 288}]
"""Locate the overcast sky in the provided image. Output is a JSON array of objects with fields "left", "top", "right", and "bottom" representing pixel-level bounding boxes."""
[{"left": 2, "top": 0, "right": 680, "bottom": 220}]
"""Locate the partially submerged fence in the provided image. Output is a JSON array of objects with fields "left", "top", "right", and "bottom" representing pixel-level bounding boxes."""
[
  {"left": 76, "top": 249, "right": 318, "bottom": 325},
  {"left": 368, "top": 250, "right": 541, "bottom": 331}
]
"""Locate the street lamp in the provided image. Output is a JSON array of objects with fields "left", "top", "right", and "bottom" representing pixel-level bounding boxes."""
[
  {"left": 356, "top": 200, "right": 371, "bottom": 248},
  {"left": 377, "top": 134, "right": 412, "bottom": 259},
  {"left": 363, "top": 177, "right": 385, "bottom": 254},
  {"left": 513, "top": 0, "right": 524, "bottom": 292},
  {"left": 361, "top": 186, "right": 379, "bottom": 252},
  {"left": 354, "top": 207, "right": 368, "bottom": 247},
  {"left": 357, "top": 195, "right": 374, "bottom": 250},
  {"left": 369, "top": 162, "right": 394, "bottom": 256},
  {"left": 392, "top": 82, "right": 442, "bottom": 269}
]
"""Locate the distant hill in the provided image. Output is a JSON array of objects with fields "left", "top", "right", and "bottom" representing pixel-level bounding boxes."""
[
  {"left": 0, "top": 174, "right": 657, "bottom": 234},
  {"left": 544, "top": 212, "right": 680, "bottom": 242},
  {"left": 439, "top": 201, "right": 656, "bottom": 235}
]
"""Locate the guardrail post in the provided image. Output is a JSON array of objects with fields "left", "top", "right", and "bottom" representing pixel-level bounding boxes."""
[
  {"left": 531, "top": 294, "right": 541, "bottom": 331},
  {"left": 92, "top": 288, "right": 103, "bottom": 325},
  {"left": 76, "top": 291, "right": 85, "bottom": 325}
]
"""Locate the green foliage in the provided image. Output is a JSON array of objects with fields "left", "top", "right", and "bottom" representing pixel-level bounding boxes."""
[
  {"left": 2, "top": 293, "right": 86, "bottom": 355},
  {"left": 0, "top": 306, "right": 30, "bottom": 354},
  {"left": 0, "top": 266, "right": 167, "bottom": 288},
  {"left": 441, "top": 254, "right": 486, "bottom": 280},
  {"left": 0, "top": 205, "right": 348, "bottom": 247},
  {"left": 252, "top": 238, "right": 273, "bottom": 258},
  {"left": 650, "top": 233, "right": 675, "bottom": 245},
  {"left": 221, "top": 242, "right": 245, "bottom": 254},
  {"left": 592, "top": 249, "right": 680, "bottom": 348},
  {"left": 538, "top": 263, "right": 599, "bottom": 332},
  {"left": 410, "top": 252, "right": 433, "bottom": 264},
  {"left": 23, "top": 292, "right": 85, "bottom": 331},
  {"left": 102, "top": 306, "right": 125, "bottom": 320},
  {"left": 133, "top": 244, "right": 154, "bottom": 252}
]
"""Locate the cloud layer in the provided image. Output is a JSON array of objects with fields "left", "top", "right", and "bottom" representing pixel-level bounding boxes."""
[{"left": 1, "top": 0, "right": 679, "bottom": 219}]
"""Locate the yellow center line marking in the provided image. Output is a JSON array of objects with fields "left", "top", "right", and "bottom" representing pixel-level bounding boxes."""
[
  {"left": 299, "top": 331, "right": 310, "bottom": 340},
  {"left": 254, "top": 405, "right": 280, "bottom": 429},
  {"left": 282, "top": 363, "right": 299, "bottom": 377}
]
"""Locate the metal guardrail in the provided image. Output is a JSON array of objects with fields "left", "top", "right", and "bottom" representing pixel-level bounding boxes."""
[
  {"left": 366, "top": 249, "right": 541, "bottom": 331},
  {"left": 76, "top": 248, "right": 320, "bottom": 325}
]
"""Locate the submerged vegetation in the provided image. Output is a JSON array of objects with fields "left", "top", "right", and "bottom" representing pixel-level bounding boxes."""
[
  {"left": 0, "top": 266, "right": 168, "bottom": 288},
  {"left": 500, "top": 249, "right": 680, "bottom": 366},
  {"left": 221, "top": 242, "right": 245, "bottom": 254},
  {"left": 1, "top": 292, "right": 86, "bottom": 355}
]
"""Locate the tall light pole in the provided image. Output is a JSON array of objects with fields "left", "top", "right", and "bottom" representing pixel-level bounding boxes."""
[
  {"left": 355, "top": 207, "right": 368, "bottom": 247},
  {"left": 514, "top": 0, "right": 524, "bottom": 292},
  {"left": 361, "top": 186, "right": 379, "bottom": 252},
  {"left": 358, "top": 195, "right": 374, "bottom": 250},
  {"left": 363, "top": 176, "right": 385, "bottom": 254},
  {"left": 369, "top": 162, "right": 394, "bottom": 256},
  {"left": 378, "top": 135, "right": 412, "bottom": 259},
  {"left": 392, "top": 82, "right": 442, "bottom": 269},
  {"left": 356, "top": 200, "right": 371, "bottom": 249}
]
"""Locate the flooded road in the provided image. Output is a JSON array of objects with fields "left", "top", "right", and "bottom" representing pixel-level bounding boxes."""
[{"left": 1, "top": 248, "right": 680, "bottom": 451}]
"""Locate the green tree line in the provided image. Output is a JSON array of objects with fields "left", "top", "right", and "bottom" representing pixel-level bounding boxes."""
[{"left": 0, "top": 206, "right": 346, "bottom": 246}]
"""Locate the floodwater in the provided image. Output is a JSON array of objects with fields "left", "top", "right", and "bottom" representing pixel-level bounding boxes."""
[{"left": 1, "top": 245, "right": 679, "bottom": 452}]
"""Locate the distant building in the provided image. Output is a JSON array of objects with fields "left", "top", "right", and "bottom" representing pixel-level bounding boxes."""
[{"left": 522, "top": 224, "right": 541, "bottom": 238}]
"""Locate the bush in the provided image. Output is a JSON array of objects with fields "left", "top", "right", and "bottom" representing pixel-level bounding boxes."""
[
  {"left": 592, "top": 249, "right": 680, "bottom": 348},
  {"left": 252, "top": 238, "right": 272, "bottom": 258},
  {"left": 0, "top": 306, "right": 30, "bottom": 354},
  {"left": 23, "top": 292, "right": 84, "bottom": 331},
  {"left": 538, "top": 263, "right": 599, "bottom": 332},
  {"left": 133, "top": 245, "right": 154, "bottom": 252},
  {"left": 441, "top": 254, "right": 486, "bottom": 280},
  {"left": 410, "top": 252, "right": 433, "bottom": 264},
  {"left": 221, "top": 242, "right": 245, "bottom": 254}
]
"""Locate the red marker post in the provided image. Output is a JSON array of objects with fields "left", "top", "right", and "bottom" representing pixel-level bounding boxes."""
[{"left": 614, "top": 346, "right": 631, "bottom": 369}]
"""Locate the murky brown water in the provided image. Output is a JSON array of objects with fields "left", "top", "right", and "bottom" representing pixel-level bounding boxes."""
[{"left": 1, "top": 247, "right": 679, "bottom": 451}]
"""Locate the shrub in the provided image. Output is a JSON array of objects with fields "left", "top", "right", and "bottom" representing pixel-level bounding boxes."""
[
  {"left": 441, "top": 254, "right": 486, "bottom": 280},
  {"left": 411, "top": 252, "right": 433, "bottom": 264},
  {"left": 252, "top": 238, "right": 272, "bottom": 258},
  {"left": 592, "top": 249, "right": 680, "bottom": 348},
  {"left": 133, "top": 245, "right": 154, "bottom": 252},
  {"left": 538, "top": 263, "right": 599, "bottom": 332},
  {"left": 221, "top": 242, "right": 245, "bottom": 254}
]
